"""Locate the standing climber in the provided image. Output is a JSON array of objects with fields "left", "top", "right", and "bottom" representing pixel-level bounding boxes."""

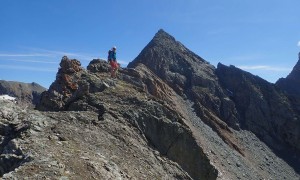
[{"left": 108, "top": 46, "right": 118, "bottom": 78}]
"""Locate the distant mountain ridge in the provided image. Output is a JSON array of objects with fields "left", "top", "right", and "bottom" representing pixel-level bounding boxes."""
[{"left": 0, "top": 80, "right": 46, "bottom": 107}]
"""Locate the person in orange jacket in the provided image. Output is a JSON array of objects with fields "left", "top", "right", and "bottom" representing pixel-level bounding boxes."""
[{"left": 108, "top": 46, "right": 118, "bottom": 78}]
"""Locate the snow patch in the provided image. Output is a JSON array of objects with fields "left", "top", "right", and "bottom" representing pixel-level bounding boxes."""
[{"left": 0, "top": 95, "right": 17, "bottom": 103}]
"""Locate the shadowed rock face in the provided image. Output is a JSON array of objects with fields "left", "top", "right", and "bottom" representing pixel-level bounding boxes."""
[
  {"left": 216, "top": 63, "right": 300, "bottom": 154},
  {"left": 0, "top": 80, "right": 46, "bottom": 107}
]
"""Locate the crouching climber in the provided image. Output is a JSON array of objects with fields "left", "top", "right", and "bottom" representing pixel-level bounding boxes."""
[{"left": 108, "top": 46, "right": 118, "bottom": 78}]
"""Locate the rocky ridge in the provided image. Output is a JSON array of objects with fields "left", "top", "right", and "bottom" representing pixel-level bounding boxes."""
[{"left": 1, "top": 30, "right": 300, "bottom": 179}]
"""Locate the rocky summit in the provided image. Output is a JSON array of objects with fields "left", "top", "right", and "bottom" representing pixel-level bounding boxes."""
[{"left": 1, "top": 30, "right": 300, "bottom": 179}]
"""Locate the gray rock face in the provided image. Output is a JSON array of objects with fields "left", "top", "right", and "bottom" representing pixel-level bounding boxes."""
[{"left": 0, "top": 80, "right": 46, "bottom": 107}]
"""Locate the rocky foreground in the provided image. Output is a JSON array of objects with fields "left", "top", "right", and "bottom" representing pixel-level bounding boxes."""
[
  {"left": 1, "top": 99, "right": 192, "bottom": 179},
  {"left": 1, "top": 30, "right": 300, "bottom": 179}
]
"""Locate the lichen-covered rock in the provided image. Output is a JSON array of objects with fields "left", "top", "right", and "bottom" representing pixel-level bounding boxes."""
[
  {"left": 59, "top": 55, "right": 82, "bottom": 73},
  {"left": 37, "top": 57, "right": 108, "bottom": 111}
]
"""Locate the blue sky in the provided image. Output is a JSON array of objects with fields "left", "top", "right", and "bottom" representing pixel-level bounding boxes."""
[{"left": 0, "top": 0, "right": 300, "bottom": 88}]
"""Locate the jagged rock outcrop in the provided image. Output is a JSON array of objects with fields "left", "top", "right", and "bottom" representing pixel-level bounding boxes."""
[
  {"left": 0, "top": 80, "right": 46, "bottom": 107},
  {"left": 276, "top": 52, "right": 300, "bottom": 96},
  {"left": 37, "top": 56, "right": 108, "bottom": 111}
]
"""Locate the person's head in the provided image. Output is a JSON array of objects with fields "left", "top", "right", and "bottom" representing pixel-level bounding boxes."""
[{"left": 112, "top": 46, "right": 117, "bottom": 51}]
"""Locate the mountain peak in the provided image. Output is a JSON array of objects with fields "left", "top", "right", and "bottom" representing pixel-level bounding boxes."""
[
  {"left": 128, "top": 29, "right": 208, "bottom": 70},
  {"left": 156, "top": 29, "right": 168, "bottom": 36},
  {"left": 152, "top": 29, "right": 176, "bottom": 43},
  {"left": 127, "top": 29, "right": 215, "bottom": 96},
  {"left": 157, "top": 28, "right": 166, "bottom": 34}
]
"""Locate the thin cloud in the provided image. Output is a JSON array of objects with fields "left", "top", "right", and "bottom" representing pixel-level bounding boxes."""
[
  {"left": 30, "top": 48, "right": 78, "bottom": 57},
  {"left": 237, "top": 65, "right": 291, "bottom": 72},
  {"left": 0, "top": 59, "right": 57, "bottom": 64},
  {"left": 23, "top": 47, "right": 97, "bottom": 61},
  {"left": 2, "top": 47, "right": 124, "bottom": 64},
  {"left": 0, "top": 53, "right": 52, "bottom": 57},
  {"left": 207, "top": 27, "right": 236, "bottom": 35},
  {"left": 297, "top": 41, "right": 300, "bottom": 47},
  {"left": 0, "top": 64, "right": 57, "bottom": 72},
  {"left": 224, "top": 54, "right": 265, "bottom": 61}
]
